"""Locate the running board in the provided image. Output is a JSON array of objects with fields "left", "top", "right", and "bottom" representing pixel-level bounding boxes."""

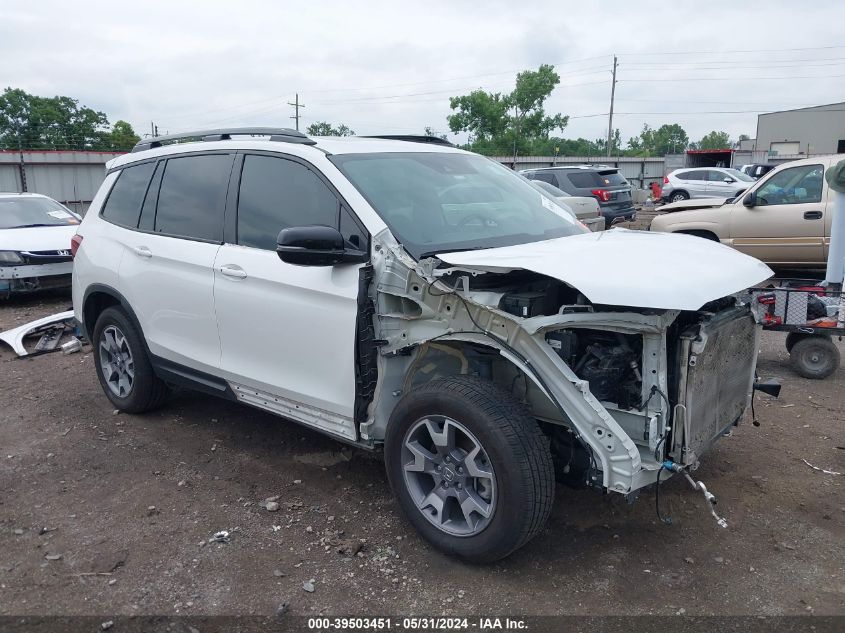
[{"left": 229, "top": 383, "right": 357, "bottom": 441}]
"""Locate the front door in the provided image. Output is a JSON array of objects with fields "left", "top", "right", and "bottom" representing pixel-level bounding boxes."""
[
  {"left": 729, "top": 163, "right": 826, "bottom": 265},
  {"left": 213, "top": 153, "right": 367, "bottom": 440}
]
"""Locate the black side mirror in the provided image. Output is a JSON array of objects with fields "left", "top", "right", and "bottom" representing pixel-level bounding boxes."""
[
  {"left": 742, "top": 191, "right": 757, "bottom": 208},
  {"left": 723, "top": 177, "right": 734, "bottom": 183},
  {"left": 276, "top": 225, "right": 367, "bottom": 266}
]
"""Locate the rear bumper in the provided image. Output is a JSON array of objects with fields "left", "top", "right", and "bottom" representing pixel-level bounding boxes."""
[{"left": 601, "top": 205, "right": 637, "bottom": 223}]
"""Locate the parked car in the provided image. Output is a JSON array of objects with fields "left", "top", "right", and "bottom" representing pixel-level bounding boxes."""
[
  {"left": 737, "top": 163, "right": 776, "bottom": 180},
  {"left": 661, "top": 167, "right": 755, "bottom": 203},
  {"left": 527, "top": 179, "right": 605, "bottom": 231},
  {"left": 521, "top": 165, "right": 636, "bottom": 226},
  {"left": 651, "top": 155, "right": 842, "bottom": 268},
  {"left": 73, "top": 128, "right": 772, "bottom": 562},
  {"left": 0, "top": 193, "right": 80, "bottom": 298}
]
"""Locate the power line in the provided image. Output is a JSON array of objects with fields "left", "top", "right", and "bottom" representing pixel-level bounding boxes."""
[{"left": 619, "top": 44, "right": 845, "bottom": 56}]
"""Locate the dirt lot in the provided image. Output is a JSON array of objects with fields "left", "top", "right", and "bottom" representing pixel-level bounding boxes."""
[{"left": 1, "top": 290, "right": 843, "bottom": 618}]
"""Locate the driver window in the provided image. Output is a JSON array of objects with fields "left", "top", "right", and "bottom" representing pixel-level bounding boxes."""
[{"left": 756, "top": 165, "right": 824, "bottom": 206}]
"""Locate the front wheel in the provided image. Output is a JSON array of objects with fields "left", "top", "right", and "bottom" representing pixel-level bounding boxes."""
[{"left": 385, "top": 376, "right": 554, "bottom": 563}]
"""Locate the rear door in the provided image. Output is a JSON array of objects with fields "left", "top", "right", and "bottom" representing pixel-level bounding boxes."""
[
  {"left": 729, "top": 162, "right": 826, "bottom": 265},
  {"left": 118, "top": 152, "right": 234, "bottom": 372},
  {"left": 676, "top": 170, "right": 708, "bottom": 198},
  {"left": 213, "top": 152, "right": 368, "bottom": 440}
]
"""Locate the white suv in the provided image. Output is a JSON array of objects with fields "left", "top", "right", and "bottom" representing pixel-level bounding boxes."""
[{"left": 73, "top": 128, "right": 773, "bottom": 562}]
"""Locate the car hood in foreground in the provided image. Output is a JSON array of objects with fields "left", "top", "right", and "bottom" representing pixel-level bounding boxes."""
[
  {"left": 437, "top": 228, "right": 773, "bottom": 311},
  {"left": 0, "top": 225, "right": 78, "bottom": 252}
]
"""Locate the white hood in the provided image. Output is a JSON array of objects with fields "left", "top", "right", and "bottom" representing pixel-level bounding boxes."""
[
  {"left": 438, "top": 228, "right": 773, "bottom": 311},
  {"left": 0, "top": 225, "right": 78, "bottom": 252}
]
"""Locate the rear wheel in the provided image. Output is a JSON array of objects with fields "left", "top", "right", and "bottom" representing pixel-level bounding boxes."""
[
  {"left": 789, "top": 335, "right": 839, "bottom": 379},
  {"left": 385, "top": 376, "right": 554, "bottom": 563},
  {"left": 92, "top": 307, "right": 170, "bottom": 412},
  {"left": 670, "top": 191, "right": 689, "bottom": 202}
]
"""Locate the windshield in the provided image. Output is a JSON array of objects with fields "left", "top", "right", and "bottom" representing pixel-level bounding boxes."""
[
  {"left": 0, "top": 197, "right": 79, "bottom": 229},
  {"left": 723, "top": 168, "right": 755, "bottom": 182},
  {"left": 330, "top": 152, "right": 585, "bottom": 259}
]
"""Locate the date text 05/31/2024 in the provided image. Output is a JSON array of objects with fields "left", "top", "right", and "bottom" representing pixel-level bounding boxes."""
[{"left": 307, "top": 617, "right": 528, "bottom": 630}]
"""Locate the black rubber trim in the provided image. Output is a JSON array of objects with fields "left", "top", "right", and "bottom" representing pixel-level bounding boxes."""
[{"left": 149, "top": 355, "right": 236, "bottom": 400}]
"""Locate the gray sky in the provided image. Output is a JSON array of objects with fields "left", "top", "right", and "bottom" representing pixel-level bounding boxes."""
[{"left": 3, "top": 0, "right": 845, "bottom": 148}]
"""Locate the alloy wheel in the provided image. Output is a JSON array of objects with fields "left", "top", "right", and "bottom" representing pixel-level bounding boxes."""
[
  {"left": 401, "top": 415, "right": 496, "bottom": 537},
  {"left": 99, "top": 325, "right": 135, "bottom": 397}
]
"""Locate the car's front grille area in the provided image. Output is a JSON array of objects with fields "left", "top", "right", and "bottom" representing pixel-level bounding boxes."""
[
  {"left": 20, "top": 250, "right": 73, "bottom": 265},
  {"left": 676, "top": 308, "right": 758, "bottom": 463}
]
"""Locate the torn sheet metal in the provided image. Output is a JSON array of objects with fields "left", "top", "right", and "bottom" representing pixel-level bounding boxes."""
[
  {"left": 438, "top": 228, "right": 773, "bottom": 311},
  {"left": 0, "top": 310, "right": 75, "bottom": 357}
]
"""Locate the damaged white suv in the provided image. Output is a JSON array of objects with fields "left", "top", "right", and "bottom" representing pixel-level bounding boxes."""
[{"left": 73, "top": 129, "right": 773, "bottom": 562}]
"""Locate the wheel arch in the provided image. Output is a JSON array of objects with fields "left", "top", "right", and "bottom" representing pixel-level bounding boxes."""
[{"left": 82, "top": 284, "right": 144, "bottom": 343}]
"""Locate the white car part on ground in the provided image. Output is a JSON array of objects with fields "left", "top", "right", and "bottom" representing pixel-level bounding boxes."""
[{"left": 0, "top": 310, "right": 75, "bottom": 357}]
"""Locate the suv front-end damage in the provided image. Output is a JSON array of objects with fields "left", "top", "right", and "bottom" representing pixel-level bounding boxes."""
[{"left": 361, "top": 228, "right": 770, "bottom": 500}]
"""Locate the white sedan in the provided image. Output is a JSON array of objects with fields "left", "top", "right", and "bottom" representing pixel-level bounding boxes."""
[{"left": 0, "top": 193, "right": 80, "bottom": 297}]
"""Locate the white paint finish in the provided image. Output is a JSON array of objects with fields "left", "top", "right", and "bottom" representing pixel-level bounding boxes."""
[
  {"left": 439, "top": 228, "right": 773, "bottom": 311},
  {"left": 118, "top": 229, "right": 221, "bottom": 371},
  {"left": 213, "top": 244, "right": 361, "bottom": 422},
  {"left": 0, "top": 224, "right": 78, "bottom": 253},
  {"left": 0, "top": 310, "right": 74, "bottom": 356}
]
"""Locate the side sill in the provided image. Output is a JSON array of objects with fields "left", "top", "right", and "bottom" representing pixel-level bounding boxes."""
[{"left": 150, "top": 355, "right": 237, "bottom": 400}]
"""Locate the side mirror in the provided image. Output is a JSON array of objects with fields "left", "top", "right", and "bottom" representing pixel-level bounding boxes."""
[
  {"left": 723, "top": 177, "right": 735, "bottom": 183},
  {"left": 276, "top": 225, "right": 367, "bottom": 266},
  {"left": 742, "top": 191, "right": 757, "bottom": 208}
]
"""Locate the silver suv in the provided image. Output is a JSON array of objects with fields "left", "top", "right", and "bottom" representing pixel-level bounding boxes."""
[
  {"left": 72, "top": 128, "right": 773, "bottom": 562},
  {"left": 662, "top": 167, "right": 755, "bottom": 202}
]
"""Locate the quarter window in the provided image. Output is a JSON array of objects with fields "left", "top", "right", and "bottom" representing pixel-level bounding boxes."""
[
  {"left": 756, "top": 164, "right": 824, "bottom": 206},
  {"left": 237, "top": 155, "right": 339, "bottom": 251},
  {"left": 101, "top": 161, "right": 157, "bottom": 228},
  {"left": 154, "top": 154, "right": 232, "bottom": 241}
]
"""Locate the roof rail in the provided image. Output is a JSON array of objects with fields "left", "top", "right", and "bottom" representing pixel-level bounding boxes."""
[
  {"left": 362, "top": 135, "right": 454, "bottom": 147},
  {"left": 132, "top": 127, "right": 316, "bottom": 153}
]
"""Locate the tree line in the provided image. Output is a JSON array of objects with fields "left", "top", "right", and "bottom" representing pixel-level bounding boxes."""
[{"left": 0, "top": 87, "right": 140, "bottom": 152}]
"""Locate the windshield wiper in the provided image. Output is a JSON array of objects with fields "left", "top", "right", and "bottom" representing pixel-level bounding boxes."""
[
  {"left": 418, "top": 246, "right": 492, "bottom": 259},
  {"left": 6, "top": 223, "right": 57, "bottom": 229}
]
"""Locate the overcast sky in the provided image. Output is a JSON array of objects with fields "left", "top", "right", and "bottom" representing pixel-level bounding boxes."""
[{"left": 3, "top": 0, "right": 845, "bottom": 148}]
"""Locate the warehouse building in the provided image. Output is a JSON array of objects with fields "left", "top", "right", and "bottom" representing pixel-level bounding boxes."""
[{"left": 755, "top": 102, "right": 845, "bottom": 156}]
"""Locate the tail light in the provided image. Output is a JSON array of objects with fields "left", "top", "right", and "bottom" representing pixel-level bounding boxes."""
[
  {"left": 70, "top": 234, "right": 83, "bottom": 258},
  {"left": 663, "top": 176, "right": 670, "bottom": 184},
  {"left": 591, "top": 189, "right": 612, "bottom": 202}
]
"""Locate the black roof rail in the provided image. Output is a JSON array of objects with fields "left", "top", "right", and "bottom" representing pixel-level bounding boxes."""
[
  {"left": 362, "top": 135, "right": 454, "bottom": 147},
  {"left": 132, "top": 127, "right": 316, "bottom": 153}
]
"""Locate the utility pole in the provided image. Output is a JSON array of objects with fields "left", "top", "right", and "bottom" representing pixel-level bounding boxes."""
[
  {"left": 150, "top": 122, "right": 159, "bottom": 137},
  {"left": 288, "top": 93, "right": 305, "bottom": 131},
  {"left": 17, "top": 130, "right": 27, "bottom": 192},
  {"left": 606, "top": 55, "right": 618, "bottom": 159}
]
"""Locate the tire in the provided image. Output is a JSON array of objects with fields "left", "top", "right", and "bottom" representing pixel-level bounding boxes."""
[
  {"left": 789, "top": 336, "right": 840, "bottom": 380},
  {"left": 785, "top": 331, "right": 807, "bottom": 352},
  {"left": 384, "top": 375, "right": 554, "bottom": 563},
  {"left": 92, "top": 306, "right": 170, "bottom": 413},
  {"left": 670, "top": 191, "right": 689, "bottom": 202}
]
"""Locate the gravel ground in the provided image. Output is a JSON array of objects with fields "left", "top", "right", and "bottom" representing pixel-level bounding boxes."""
[{"left": 1, "top": 289, "right": 843, "bottom": 617}]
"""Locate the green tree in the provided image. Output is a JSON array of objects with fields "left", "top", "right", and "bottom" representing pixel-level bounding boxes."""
[
  {"left": 0, "top": 87, "right": 110, "bottom": 150},
  {"left": 424, "top": 126, "right": 448, "bottom": 140},
  {"left": 104, "top": 120, "right": 140, "bottom": 151},
  {"left": 305, "top": 121, "right": 355, "bottom": 136},
  {"left": 626, "top": 123, "right": 689, "bottom": 156},
  {"left": 448, "top": 65, "right": 568, "bottom": 155},
  {"left": 698, "top": 130, "right": 732, "bottom": 150}
]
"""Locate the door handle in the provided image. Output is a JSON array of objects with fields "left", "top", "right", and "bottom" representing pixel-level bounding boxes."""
[
  {"left": 219, "top": 264, "right": 247, "bottom": 279},
  {"left": 132, "top": 246, "right": 152, "bottom": 258},
  {"left": 803, "top": 211, "right": 823, "bottom": 220}
]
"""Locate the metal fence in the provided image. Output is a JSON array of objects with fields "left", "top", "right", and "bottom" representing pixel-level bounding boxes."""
[{"left": 0, "top": 150, "right": 121, "bottom": 214}]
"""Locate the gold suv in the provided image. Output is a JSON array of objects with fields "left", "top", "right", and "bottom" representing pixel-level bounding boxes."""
[{"left": 651, "top": 155, "right": 843, "bottom": 268}]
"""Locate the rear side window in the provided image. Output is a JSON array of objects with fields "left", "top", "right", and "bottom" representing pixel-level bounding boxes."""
[
  {"left": 677, "top": 170, "right": 706, "bottom": 181},
  {"left": 154, "top": 154, "right": 233, "bottom": 241},
  {"left": 101, "top": 162, "right": 157, "bottom": 228},
  {"left": 529, "top": 172, "right": 558, "bottom": 186},
  {"left": 237, "top": 154, "right": 340, "bottom": 250},
  {"left": 597, "top": 170, "right": 627, "bottom": 186},
  {"left": 565, "top": 172, "right": 599, "bottom": 188}
]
